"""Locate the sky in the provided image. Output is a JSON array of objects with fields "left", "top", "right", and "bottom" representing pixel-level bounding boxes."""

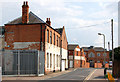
[{"left": 0, "top": 0, "right": 119, "bottom": 50}]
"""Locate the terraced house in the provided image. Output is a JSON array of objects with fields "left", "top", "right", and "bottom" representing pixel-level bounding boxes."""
[
  {"left": 3, "top": 1, "right": 68, "bottom": 75},
  {"left": 82, "top": 46, "right": 109, "bottom": 68},
  {"left": 68, "top": 44, "right": 86, "bottom": 68}
]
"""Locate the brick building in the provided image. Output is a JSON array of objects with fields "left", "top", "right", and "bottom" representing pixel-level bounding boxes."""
[
  {"left": 82, "top": 46, "right": 109, "bottom": 68},
  {"left": 68, "top": 44, "right": 86, "bottom": 68},
  {"left": 4, "top": 1, "right": 68, "bottom": 75}
]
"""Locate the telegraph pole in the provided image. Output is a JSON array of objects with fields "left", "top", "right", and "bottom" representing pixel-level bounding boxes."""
[{"left": 111, "top": 19, "right": 114, "bottom": 75}]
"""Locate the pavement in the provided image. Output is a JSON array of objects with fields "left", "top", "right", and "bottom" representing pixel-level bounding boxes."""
[
  {"left": 85, "top": 68, "right": 107, "bottom": 80},
  {"left": 2, "top": 68, "right": 75, "bottom": 80},
  {"left": 84, "top": 68, "right": 119, "bottom": 82}
]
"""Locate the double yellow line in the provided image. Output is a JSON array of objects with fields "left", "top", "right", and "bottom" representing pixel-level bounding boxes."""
[{"left": 107, "top": 72, "right": 115, "bottom": 82}]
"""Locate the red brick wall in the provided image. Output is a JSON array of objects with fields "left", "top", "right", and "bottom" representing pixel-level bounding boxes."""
[
  {"left": 5, "top": 24, "right": 45, "bottom": 50},
  {"left": 84, "top": 62, "right": 90, "bottom": 68},
  {"left": 74, "top": 60, "right": 80, "bottom": 68},
  {"left": 84, "top": 49, "right": 109, "bottom": 67},
  {"left": 105, "top": 63, "right": 109, "bottom": 68},
  {"left": 94, "top": 63, "right": 102, "bottom": 68},
  {"left": 61, "top": 27, "right": 68, "bottom": 50}
]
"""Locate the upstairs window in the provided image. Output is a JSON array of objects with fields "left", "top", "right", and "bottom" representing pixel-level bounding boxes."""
[
  {"left": 47, "top": 30, "right": 49, "bottom": 43},
  {"left": 103, "top": 53, "right": 107, "bottom": 56},
  {"left": 54, "top": 33, "right": 55, "bottom": 45},
  {"left": 76, "top": 51, "right": 78, "bottom": 56},
  {"left": 88, "top": 52, "right": 95, "bottom": 57},
  {"left": 59, "top": 37, "right": 60, "bottom": 47},
  {"left": 97, "top": 53, "right": 101, "bottom": 56},
  {"left": 50, "top": 31, "right": 52, "bottom": 44},
  {"left": 57, "top": 35, "right": 58, "bottom": 46}
]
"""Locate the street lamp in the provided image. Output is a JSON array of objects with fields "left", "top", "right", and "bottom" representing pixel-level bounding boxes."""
[{"left": 98, "top": 33, "right": 106, "bottom": 68}]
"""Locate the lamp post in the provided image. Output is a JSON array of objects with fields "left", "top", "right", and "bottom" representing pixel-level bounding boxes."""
[{"left": 98, "top": 33, "right": 106, "bottom": 68}]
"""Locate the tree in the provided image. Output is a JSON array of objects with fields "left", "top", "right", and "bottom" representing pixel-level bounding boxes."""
[{"left": 114, "top": 47, "right": 120, "bottom": 61}]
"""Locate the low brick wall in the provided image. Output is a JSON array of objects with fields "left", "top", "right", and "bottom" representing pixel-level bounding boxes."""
[
  {"left": 105, "top": 63, "right": 109, "bottom": 68},
  {"left": 94, "top": 63, "right": 102, "bottom": 68},
  {"left": 84, "top": 62, "right": 90, "bottom": 68}
]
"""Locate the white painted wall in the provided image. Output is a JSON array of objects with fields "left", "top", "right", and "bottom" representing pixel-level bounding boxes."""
[
  {"left": 61, "top": 48, "right": 68, "bottom": 69},
  {"left": 75, "top": 48, "right": 80, "bottom": 51},
  {"left": 73, "top": 56, "right": 85, "bottom": 61},
  {"left": 13, "top": 42, "right": 40, "bottom": 49},
  {"left": 46, "top": 42, "right": 60, "bottom": 71},
  {"left": 69, "top": 56, "right": 73, "bottom": 60}
]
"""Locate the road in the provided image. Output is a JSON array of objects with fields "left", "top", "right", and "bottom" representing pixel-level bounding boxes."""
[
  {"left": 2, "top": 68, "right": 95, "bottom": 82},
  {"left": 46, "top": 68, "right": 95, "bottom": 80}
]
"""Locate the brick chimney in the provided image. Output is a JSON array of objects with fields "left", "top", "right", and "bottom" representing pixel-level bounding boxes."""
[
  {"left": 46, "top": 18, "right": 51, "bottom": 26},
  {"left": 22, "top": 1, "right": 29, "bottom": 24}
]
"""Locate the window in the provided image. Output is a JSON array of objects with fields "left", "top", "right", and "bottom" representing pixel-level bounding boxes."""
[
  {"left": 88, "top": 52, "right": 95, "bottom": 57},
  {"left": 103, "top": 53, "right": 107, "bottom": 56},
  {"left": 56, "top": 55, "right": 58, "bottom": 67},
  {"left": 59, "top": 37, "right": 60, "bottom": 47},
  {"left": 76, "top": 51, "right": 78, "bottom": 56},
  {"left": 77, "top": 61, "right": 79, "bottom": 64},
  {"left": 47, "top": 53, "right": 49, "bottom": 68},
  {"left": 57, "top": 35, "right": 58, "bottom": 46},
  {"left": 54, "top": 33, "right": 55, "bottom": 45},
  {"left": 97, "top": 61, "right": 100, "bottom": 63},
  {"left": 58, "top": 55, "right": 60, "bottom": 67},
  {"left": 50, "top": 31, "right": 52, "bottom": 44},
  {"left": 97, "top": 53, "right": 100, "bottom": 56},
  {"left": 84, "top": 52, "right": 86, "bottom": 55},
  {"left": 47, "top": 30, "right": 49, "bottom": 43},
  {"left": 50, "top": 53, "right": 52, "bottom": 68}
]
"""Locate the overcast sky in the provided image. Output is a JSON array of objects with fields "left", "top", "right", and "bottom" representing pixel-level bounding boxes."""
[{"left": 0, "top": 0, "right": 119, "bottom": 50}]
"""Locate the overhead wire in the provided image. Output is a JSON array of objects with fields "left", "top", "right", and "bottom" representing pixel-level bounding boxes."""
[{"left": 66, "top": 21, "right": 110, "bottom": 29}]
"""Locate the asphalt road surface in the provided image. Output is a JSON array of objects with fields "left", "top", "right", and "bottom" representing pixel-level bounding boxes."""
[
  {"left": 3, "top": 68, "right": 95, "bottom": 82},
  {"left": 47, "top": 68, "right": 95, "bottom": 80}
]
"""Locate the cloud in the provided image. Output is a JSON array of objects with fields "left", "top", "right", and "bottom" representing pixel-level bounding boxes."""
[{"left": 0, "top": 0, "right": 118, "bottom": 48}]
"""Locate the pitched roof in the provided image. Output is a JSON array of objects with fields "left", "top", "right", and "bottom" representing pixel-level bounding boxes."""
[
  {"left": 68, "top": 44, "right": 79, "bottom": 50},
  {"left": 82, "top": 46, "right": 107, "bottom": 52},
  {"left": 55, "top": 28, "right": 63, "bottom": 35},
  {"left": 6, "top": 11, "right": 45, "bottom": 24}
]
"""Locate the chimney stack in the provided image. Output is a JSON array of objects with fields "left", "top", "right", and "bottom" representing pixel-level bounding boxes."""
[
  {"left": 46, "top": 18, "right": 51, "bottom": 26},
  {"left": 22, "top": 1, "right": 29, "bottom": 24}
]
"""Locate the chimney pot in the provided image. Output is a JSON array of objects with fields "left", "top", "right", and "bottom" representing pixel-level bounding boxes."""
[
  {"left": 26, "top": 1, "right": 28, "bottom": 5},
  {"left": 23, "top": 1, "right": 25, "bottom": 5},
  {"left": 46, "top": 18, "right": 51, "bottom": 26},
  {"left": 47, "top": 18, "right": 48, "bottom": 21},
  {"left": 22, "top": 1, "right": 29, "bottom": 24}
]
